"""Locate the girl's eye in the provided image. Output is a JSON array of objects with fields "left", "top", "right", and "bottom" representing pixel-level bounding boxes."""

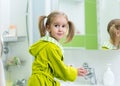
[
  {"left": 62, "top": 25, "right": 66, "bottom": 28},
  {"left": 54, "top": 24, "right": 67, "bottom": 28},
  {"left": 55, "top": 25, "right": 59, "bottom": 28}
]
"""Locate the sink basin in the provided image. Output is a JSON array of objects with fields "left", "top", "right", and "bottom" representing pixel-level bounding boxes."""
[
  {"left": 61, "top": 84, "right": 103, "bottom": 86},
  {"left": 60, "top": 82, "right": 103, "bottom": 86}
]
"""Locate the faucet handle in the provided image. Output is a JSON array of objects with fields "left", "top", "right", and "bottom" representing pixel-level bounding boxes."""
[{"left": 83, "top": 62, "right": 89, "bottom": 69}]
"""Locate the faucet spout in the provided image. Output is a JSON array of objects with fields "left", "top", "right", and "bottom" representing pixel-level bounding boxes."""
[
  {"left": 89, "top": 68, "right": 97, "bottom": 85},
  {"left": 83, "top": 62, "right": 97, "bottom": 85}
]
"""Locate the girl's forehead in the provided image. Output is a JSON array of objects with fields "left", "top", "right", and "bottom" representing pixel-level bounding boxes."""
[
  {"left": 54, "top": 15, "right": 66, "bottom": 19},
  {"left": 48, "top": 14, "right": 68, "bottom": 25},
  {"left": 53, "top": 15, "right": 67, "bottom": 21}
]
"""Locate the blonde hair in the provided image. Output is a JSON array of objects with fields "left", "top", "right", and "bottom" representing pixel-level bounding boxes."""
[
  {"left": 38, "top": 11, "right": 75, "bottom": 43},
  {"left": 107, "top": 19, "right": 120, "bottom": 43}
]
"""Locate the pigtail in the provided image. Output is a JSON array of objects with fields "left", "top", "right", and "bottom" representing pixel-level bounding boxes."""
[
  {"left": 65, "top": 21, "right": 75, "bottom": 43},
  {"left": 38, "top": 16, "right": 47, "bottom": 37}
]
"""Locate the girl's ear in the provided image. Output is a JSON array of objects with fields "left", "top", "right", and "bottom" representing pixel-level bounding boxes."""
[
  {"left": 116, "top": 30, "right": 120, "bottom": 36},
  {"left": 46, "top": 25, "right": 50, "bottom": 32}
]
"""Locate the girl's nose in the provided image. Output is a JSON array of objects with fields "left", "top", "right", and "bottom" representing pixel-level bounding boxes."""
[{"left": 59, "top": 26, "right": 63, "bottom": 31}]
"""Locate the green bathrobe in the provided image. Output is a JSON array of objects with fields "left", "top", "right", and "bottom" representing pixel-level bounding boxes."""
[{"left": 28, "top": 36, "right": 77, "bottom": 86}]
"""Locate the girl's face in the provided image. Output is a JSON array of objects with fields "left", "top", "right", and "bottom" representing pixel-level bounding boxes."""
[{"left": 47, "top": 15, "right": 68, "bottom": 41}]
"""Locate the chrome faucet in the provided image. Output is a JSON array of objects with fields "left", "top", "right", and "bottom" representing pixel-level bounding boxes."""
[
  {"left": 13, "top": 79, "right": 26, "bottom": 86},
  {"left": 83, "top": 62, "right": 97, "bottom": 85}
]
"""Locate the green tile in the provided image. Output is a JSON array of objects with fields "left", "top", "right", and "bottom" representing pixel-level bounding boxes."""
[
  {"left": 63, "top": 35, "right": 85, "bottom": 47},
  {"left": 85, "top": 0, "right": 97, "bottom": 34},
  {"left": 85, "top": 35, "right": 98, "bottom": 49}
]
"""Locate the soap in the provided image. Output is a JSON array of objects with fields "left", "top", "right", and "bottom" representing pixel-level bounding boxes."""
[
  {"left": 9, "top": 25, "right": 17, "bottom": 36},
  {"left": 103, "top": 64, "right": 115, "bottom": 86}
]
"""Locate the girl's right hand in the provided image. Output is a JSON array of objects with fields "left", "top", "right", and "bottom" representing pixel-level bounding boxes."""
[{"left": 77, "top": 67, "right": 88, "bottom": 77}]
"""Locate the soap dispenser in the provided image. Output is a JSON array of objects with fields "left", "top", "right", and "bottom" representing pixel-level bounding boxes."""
[{"left": 103, "top": 64, "right": 115, "bottom": 86}]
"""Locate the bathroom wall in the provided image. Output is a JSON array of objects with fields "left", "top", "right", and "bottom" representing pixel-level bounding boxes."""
[
  {"left": 30, "top": 0, "right": 46, "bottom": 44},
  {"left": 0, "top": 0, "right": 32, "bottom": 85},
  {"left": 0, "top": 0, "right": 10, "bottom": 34},
  {"left": 0, "top": 0, "right": 28, "bottom": 36}
]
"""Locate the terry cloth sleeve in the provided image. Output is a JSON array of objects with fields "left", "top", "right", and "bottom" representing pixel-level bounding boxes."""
[{"left": 47, "top": 44, "right": 77, "bottom": 81}]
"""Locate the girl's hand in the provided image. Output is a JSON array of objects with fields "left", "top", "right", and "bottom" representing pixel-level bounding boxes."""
[{"left": 77, "top": 67, "right": 88, "bottom": 76}]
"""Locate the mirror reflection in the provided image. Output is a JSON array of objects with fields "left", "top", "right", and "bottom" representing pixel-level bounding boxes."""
[
  {"left": 101, "top": 19, "right": 120, "bottom": 50},
  {"left": 98, "top": 0, "right": 120, "bottom": 50}
]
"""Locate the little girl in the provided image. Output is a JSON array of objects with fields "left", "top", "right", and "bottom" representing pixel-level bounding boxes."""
[
  {"left": 28, "top": 11, "right": 87, "bottom": 86},
  {"left": 102, "top": 19, "right": 120, "bottom": 50}
]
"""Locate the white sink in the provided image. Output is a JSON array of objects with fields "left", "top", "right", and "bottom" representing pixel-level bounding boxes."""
[{"left": 60, "top": 82, "right": 103, "bottom": 86}]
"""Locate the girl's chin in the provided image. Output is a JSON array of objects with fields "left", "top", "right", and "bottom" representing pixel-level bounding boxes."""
[
  {"left": 54, "top": 35, "right": 64, "bottom": 41},
  {"left": 56, "top": 38, "right": 62, "bottom": 41}
]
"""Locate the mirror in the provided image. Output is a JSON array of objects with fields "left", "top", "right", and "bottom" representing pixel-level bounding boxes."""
[{"left": 97, "top": 0, "right": 120, "bottom": 49}]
